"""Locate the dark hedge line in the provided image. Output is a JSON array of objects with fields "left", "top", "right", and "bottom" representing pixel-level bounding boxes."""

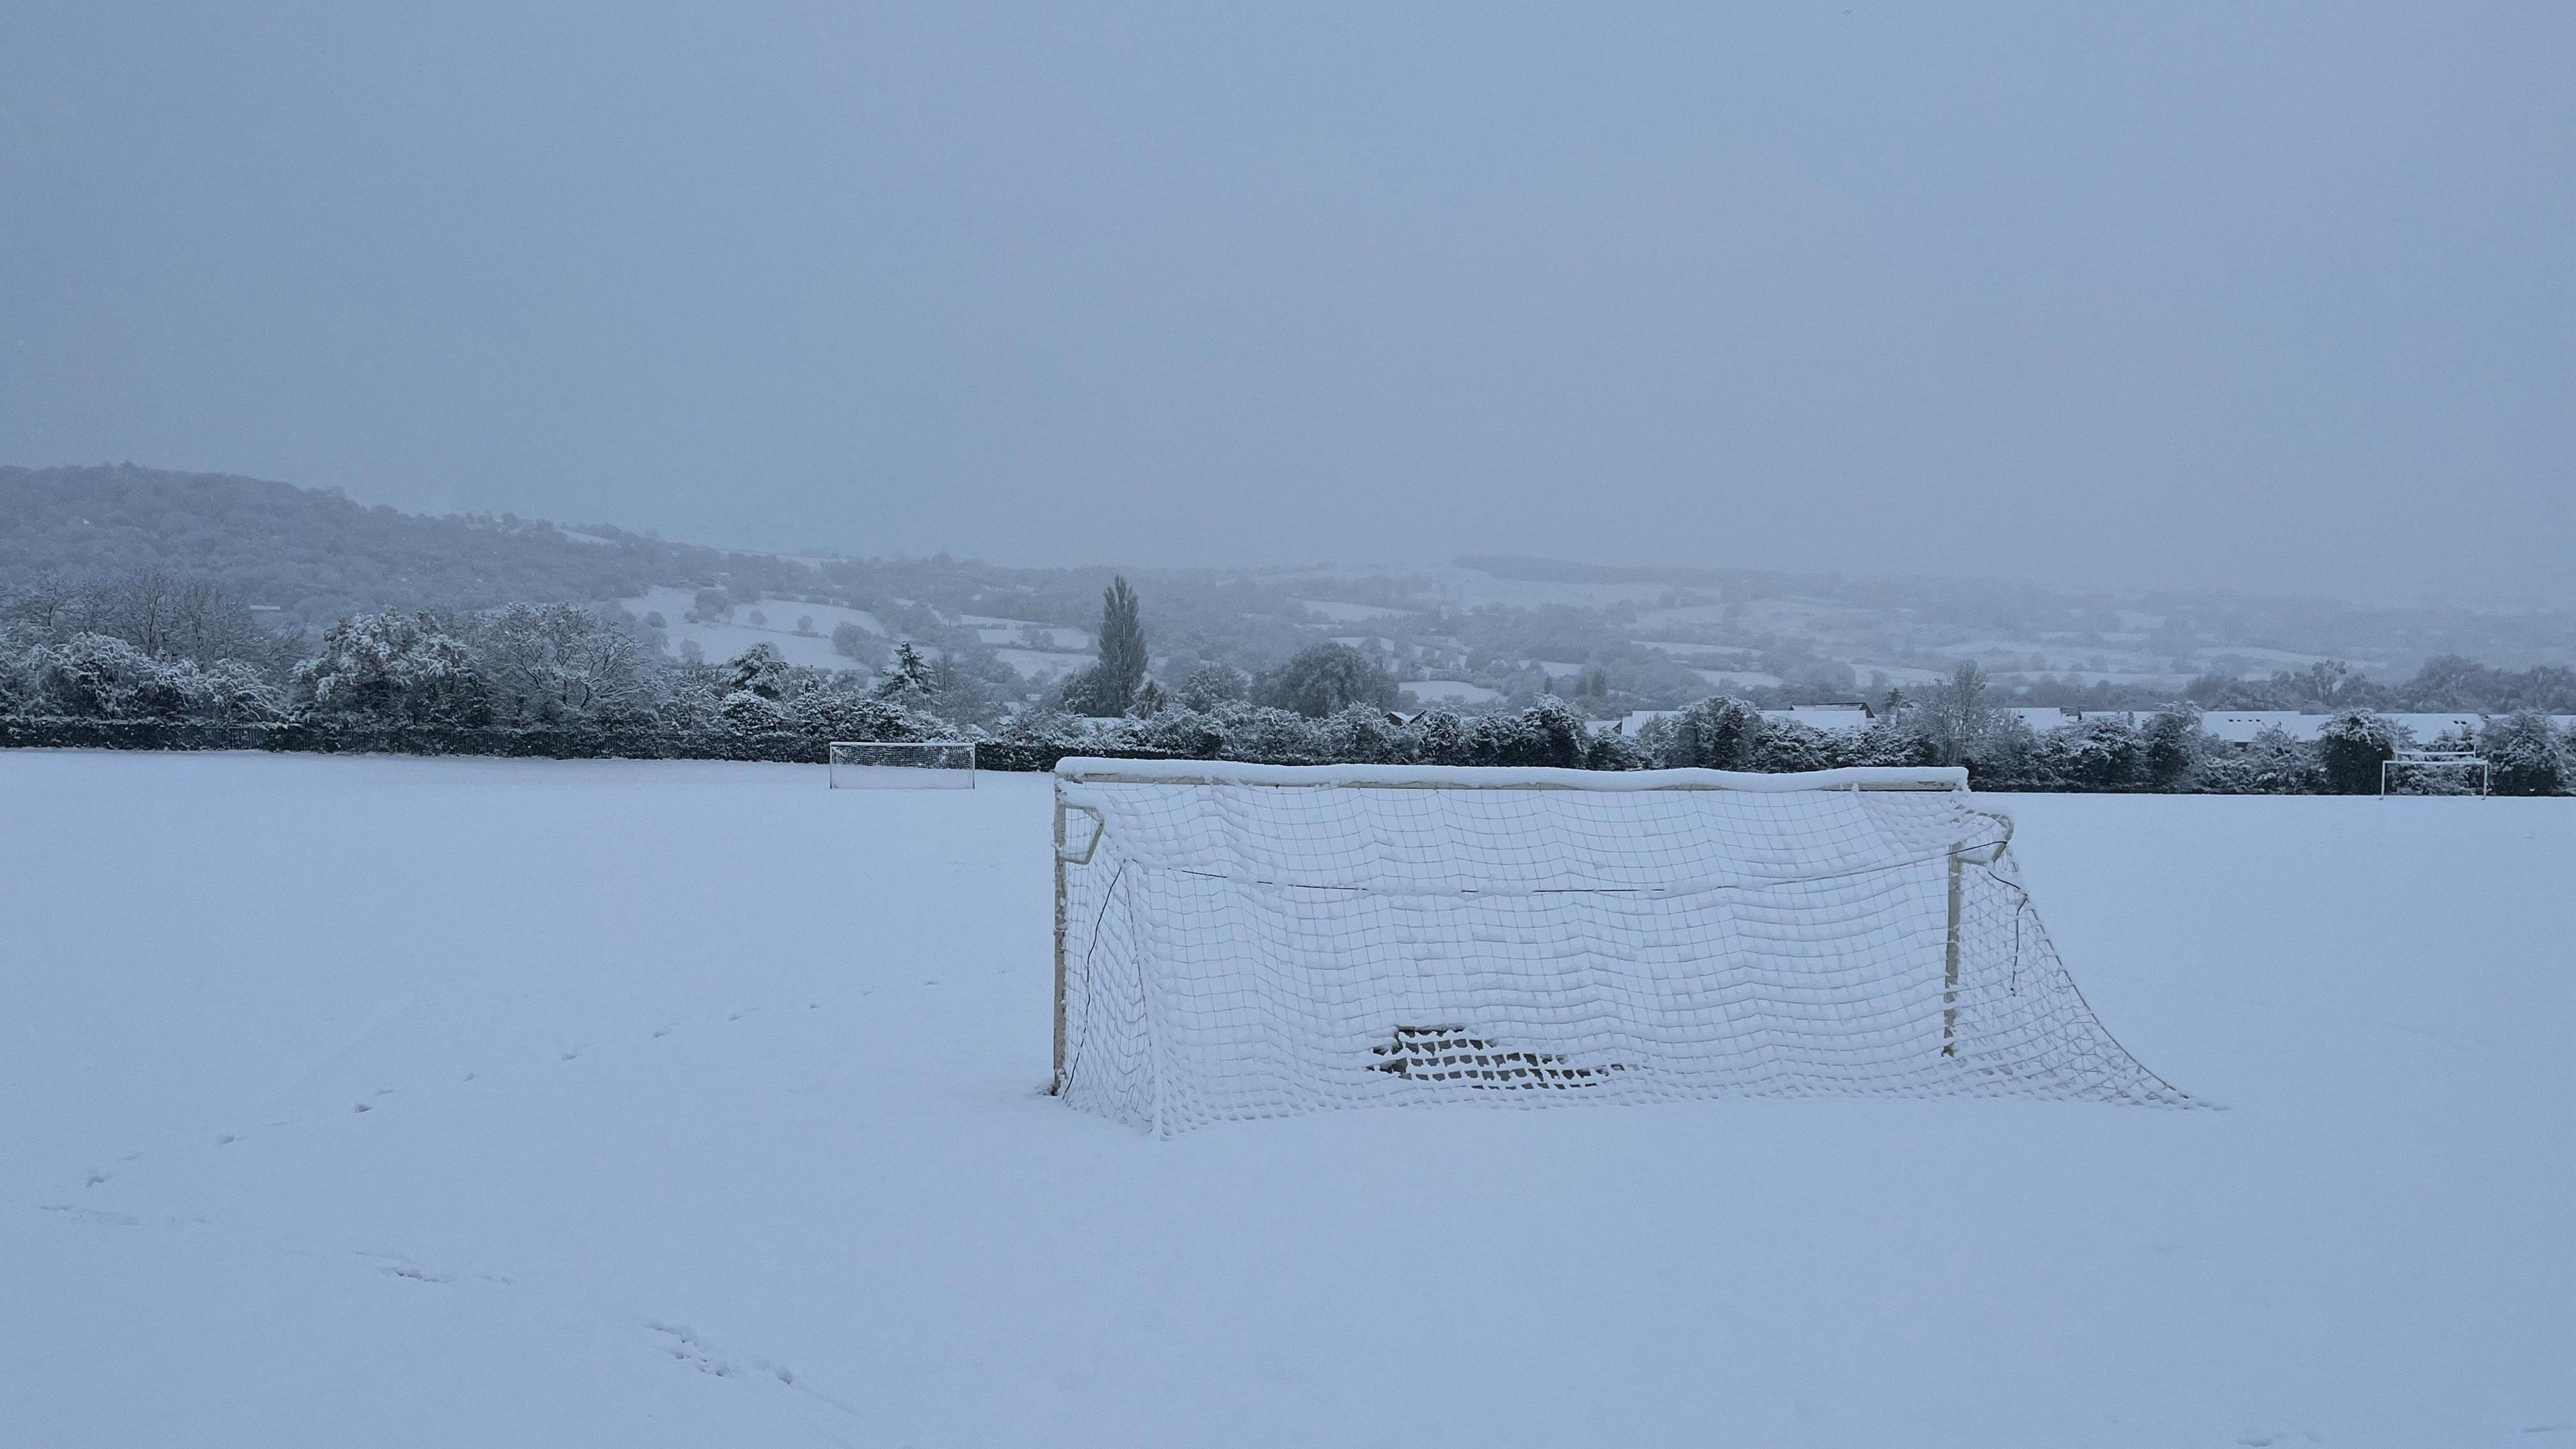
[
  {"left": 0, "top": 716, "right": 1195, "bottom": 771},
  {"left": 965, "top": 741, "right": 1188, "bottom": 773},
  {"left": 6, "top": 708, "right": 2567, "bottom": 794},
  {"left": 0, "top": 716, "right": 826, "bottom": 763}
]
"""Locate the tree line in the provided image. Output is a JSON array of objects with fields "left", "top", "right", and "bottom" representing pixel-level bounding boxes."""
[{"left": 3, "top": 572, "right": 2568, "bottom": 794}]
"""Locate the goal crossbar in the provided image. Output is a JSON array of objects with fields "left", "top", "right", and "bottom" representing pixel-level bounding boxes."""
[{"left": 1052, "top": 758, "right": 1968, "bottom": 793}]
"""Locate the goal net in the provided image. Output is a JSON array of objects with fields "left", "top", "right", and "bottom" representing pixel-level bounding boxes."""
[
  {"left": 828, "top": 740, "right": 976, "bottom": 789},
  {"left": 1051, "top": 758, "right": 2190, "bottom": 1136}
]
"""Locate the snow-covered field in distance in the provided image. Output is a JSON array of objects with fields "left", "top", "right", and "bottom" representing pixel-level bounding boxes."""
[
  {"left": 2, "top": 752, "right": 2569, "bottom": 1448},
  {"left": 619, "top": 585, "right": 884, "bottom": 672},
  {"left": 1400, "top": 678, "right": 1499, "bottom": 704}
]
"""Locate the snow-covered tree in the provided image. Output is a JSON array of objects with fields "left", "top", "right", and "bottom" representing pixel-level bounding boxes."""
[
  {"left": 1910, "top": 661, "right": 1994, "bottom": 767},
  {"left": 1252, "top": 642, "right": 1401, "bottom": 719},
  {"left": 725, "top": 642, "right": 791, "bottom": 701},
  {"left": 830, "top": 622, "right": 890, "bottom": 669},
  {"left": 1176, "top": 663, "right": 1249, "bottom": 712},
  {"left": 470, "top": 603, "right": 649, "bottom": 727},
  {"left": 292, "top": 612, "right": 490, "bottom": 726},
  {"left": 1096, "top": 576, "right": 1148, "bottom": 714},
  {"left": 873, "top": 642, "right": 938, "bottom": 705}
]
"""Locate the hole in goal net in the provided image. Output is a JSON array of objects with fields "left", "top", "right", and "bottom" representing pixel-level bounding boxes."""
[
  {"left": 828, "top": 741, "right": 977, "bottom": 789},
  {"left": 1050, "top": 758, "right": 2192, "bottom": 1136}
]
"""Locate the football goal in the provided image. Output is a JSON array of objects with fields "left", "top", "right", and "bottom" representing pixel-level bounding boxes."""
[
  {"left": 828, "top": 740, "right": 976, "bottom": 789},
  {"left": 1050, "top": 757, "right": 2190, "bottom": 1136},
  {"left": 2381, "top": 749, "right": 2490, "bottom": 798}
]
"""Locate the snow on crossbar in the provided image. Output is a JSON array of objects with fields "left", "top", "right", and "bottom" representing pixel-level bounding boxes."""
[
  {"left": 1051, "top": 759, "right": 1968, "bottom": 792},
  {"left": 1050, "top": 761, "right": 2190, "bottom": 1136}
]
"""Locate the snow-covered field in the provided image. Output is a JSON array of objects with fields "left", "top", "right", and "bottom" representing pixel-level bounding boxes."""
[
  {"left": 620, "top": 586, "right": 883, "bottom": 672},
  {"left": 3, "top": 752, "right": 2569, "bottom": 1448},
  {"left": 1401, "top": 678, "right": 1500, "bottom": 704}
]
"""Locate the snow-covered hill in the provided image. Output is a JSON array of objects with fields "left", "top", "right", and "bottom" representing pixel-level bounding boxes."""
[{"left": 3, "top": 753, "right": 2569, "bottom": 1446}]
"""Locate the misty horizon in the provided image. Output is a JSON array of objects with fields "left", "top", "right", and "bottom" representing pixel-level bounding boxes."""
[
  {"left": 5, "top": 6, "right": 2570, "bottom": 608},
  {"left": 36, "top": 460, "right": 2576, "bottom": 621}
]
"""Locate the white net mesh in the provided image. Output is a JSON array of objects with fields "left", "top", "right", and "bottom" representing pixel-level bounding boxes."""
[
  {"left": 829, "top": 741, "right": 975, "bottom": 789},
  {"left": 1053, "top": 762, "right": 2190, "bottom": 1136}
]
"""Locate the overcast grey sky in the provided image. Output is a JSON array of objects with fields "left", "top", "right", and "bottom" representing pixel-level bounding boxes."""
[{"left": 3, "top": 3, "right": 2569, "bottom": 604}]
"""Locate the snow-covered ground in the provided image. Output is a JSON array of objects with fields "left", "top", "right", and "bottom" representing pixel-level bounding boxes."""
[
  {"left": 3, "top": 751, "right": 2569, "bottom": 1448},
  {"left": 1401, "top": 678, "right": 1500, "bottom": 704},
  {"left": 990, "top": 646, "right": 1091, "bottom": 684}
]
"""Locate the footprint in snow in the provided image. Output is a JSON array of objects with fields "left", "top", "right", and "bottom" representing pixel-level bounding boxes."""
[
  {"left": 42, "top": 1204, "right": 139, "bottom": 1227},
  {"left": 353, "top": 1102, "right": 372, "bottom": 1114}
]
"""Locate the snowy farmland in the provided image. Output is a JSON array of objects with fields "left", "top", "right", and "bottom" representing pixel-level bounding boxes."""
[{"left": 3, "top": 753, "right": 2571, "bottom": 1448}]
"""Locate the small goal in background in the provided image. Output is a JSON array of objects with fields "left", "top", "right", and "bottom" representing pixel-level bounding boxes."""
[
  {"left": 828, "top": 741, "right": 976, "bottom": 789},
  {"left": 2381, "top": 749, "right": 2490, "bottom": 798}
]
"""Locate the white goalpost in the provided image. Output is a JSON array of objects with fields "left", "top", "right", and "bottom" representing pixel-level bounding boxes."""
[
  {"left": 1049, "top": 757, "right": 2190, "bottom": 1136},
  {"left": 828, "top": 740, "right": 977, "bottom": 789},
  {"left": 2381, "top": 749, "right": 2490, "bottom": 798}
]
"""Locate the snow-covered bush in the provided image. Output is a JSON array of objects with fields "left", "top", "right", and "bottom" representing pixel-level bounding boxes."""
[
  {"left": 2141, "top": 708, "right": 2204, "bottom": 790},
  {"left": 787, "top": 686, "right": 954, "bottom": 744},
  {"left": 2485, "top": 710, "right": 2572, "bottom": 796},
  {"left": 30, "top": 633, "right": 171, "bottom": 718},
  {"left": 192, "top": 658, "right": 288, "bottom": 723},
  {"left": 1647, "top": 696, "right": 1764, "bottom": 771},
  {"left": 1748, "top": 720, "right": 1834, "bottom": 774},
  {"left": 2316, "top": 708, "right": 2406, "bottom": 794},
  {"left": 2034, "top": 716, "right": 2144, "bottom": 792},
  {"left": 1583, "top": 726, "right": 1650, "bottom": 772},
  {"left": 1962, "top": 712, "right": 2043, "bottom": 789},
  {"left": 1462, "top": 696, "right": 1592, "bottom": 767},
  {"left": 717, "top": 689, "right": 791, "bottom": 733},
  {"left": 2193, "top": 726, "right": 2324, "bottom": 795}
]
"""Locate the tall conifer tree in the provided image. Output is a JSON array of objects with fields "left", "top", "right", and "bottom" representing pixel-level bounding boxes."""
[{"left": 1095, "top": 576, "right": 1148, "bottom": 712}]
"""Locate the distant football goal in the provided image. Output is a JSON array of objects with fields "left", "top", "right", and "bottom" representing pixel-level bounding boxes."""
[
  {"left": 1049, "top": 758, "right": 2190, "bottom": 1136},
  {"left": 2381, "top": 749, "right": 2491, "bottom": 798},
  {"left": 828, "top": 741, "right": 976, "bottom": 789}
]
